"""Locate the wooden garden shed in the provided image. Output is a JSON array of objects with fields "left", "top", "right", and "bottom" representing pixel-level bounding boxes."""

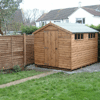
[{"left": 33, "top": 22, "right": 98, "bottom": 70}]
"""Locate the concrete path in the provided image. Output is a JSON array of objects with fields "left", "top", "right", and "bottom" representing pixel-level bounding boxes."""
[{"left": 0, "top": 71, "right": 58, "bottom": 88}]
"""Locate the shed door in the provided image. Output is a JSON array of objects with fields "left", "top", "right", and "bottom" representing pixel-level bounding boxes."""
[{"left": 44, "top": 31, "right": 58, "bottom": 67}]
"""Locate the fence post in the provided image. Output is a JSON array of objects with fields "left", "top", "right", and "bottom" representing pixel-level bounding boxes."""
[
  {"left": 11, "top": 36, "right": 13, "bottom": 68},
  {"left": 24, "top": 33, "right": 26, "bottom": 66}
]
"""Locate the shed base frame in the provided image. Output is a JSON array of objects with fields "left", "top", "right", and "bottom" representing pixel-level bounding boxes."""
[
  {"left": 35, "top": 61, "right": 97, "bottom": 71},
  {"left": 35, "top": 65, "right": 72, "bottom": 71}
]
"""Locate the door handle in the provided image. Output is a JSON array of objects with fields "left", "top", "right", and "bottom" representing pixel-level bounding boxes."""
[{"left": 55, "top": 48, "right": 57, "bottom": 50}]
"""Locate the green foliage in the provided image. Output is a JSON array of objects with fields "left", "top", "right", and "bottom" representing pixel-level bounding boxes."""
[
  {"left": 0, "top": 0, "right": 22, "bottom": 35},
  {"left": 21, "top": 25, "right": 39, "bottom": 35},
  {"left": 86, "top": 24, "right": 100, "bottom": 32},
  {"left": 0, "top": 67, "right": 3, "bottom": 75},
  {"left": 0, "top": 0, "right": 22, "bottom": 23},
  {"left": 13, "top": 65, "right": 21, "bottom": 72}
]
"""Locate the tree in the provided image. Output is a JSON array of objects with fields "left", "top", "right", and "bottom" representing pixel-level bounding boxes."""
[
  {"left": 32, "top": 9, "right": 39, "bottom": 22},
  {"left": 0, "top": 0, "right": 22, "bottom": 35},
  {"left": 23, "top": 9, "right": 45, "bottom": 26},
  {"left": 23, "top": 9, "right": 33, "bottom": 24}
]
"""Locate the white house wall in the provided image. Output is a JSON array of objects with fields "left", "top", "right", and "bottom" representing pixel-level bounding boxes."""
[
  {"left": 93, "top": 16, "right": 100, "bottom": 25},
  {"left": 36, "top": 20, "right": 68, "bottom": 27},
  {"left": 36, "top": 8, "right": 100, "bottom": 27},
  {"left": 68, "top": 8, "right": 94, "bottom": 25},
  {"left": 36, "top": 22, "right": 40, "bottom": 27}
]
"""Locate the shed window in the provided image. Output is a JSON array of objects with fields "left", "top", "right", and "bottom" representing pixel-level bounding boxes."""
[
  {"left": 75, "top": 34, "right": 83, "bottom": 40},
  {"left": 78, "top": 34, "right": 80, "bottom": 39},
  {"left": 75, "top": 34, "right": 77, "bottom": 39},
  {"left": 88, "top": 33, "right": 95, "bottom": 38},
  {"left": 89, "top": 33, "right": 90, "bottom": 38},
  {"left": 81, "top": 34, "right": 83, "bottom": 39},
  {"left": 92, "top": 33, "right": 95, "bottom": 38}
]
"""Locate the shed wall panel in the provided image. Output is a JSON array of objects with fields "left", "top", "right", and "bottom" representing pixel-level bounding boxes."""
[
  {"left": 34, "top": 25, "right": 71, "bottom": 69},
  {"left": 34, "top": 32, "right": 45, "bottom": 65},
  {"left": 71, "top": 33, "right": 98, "bottom": 70}
]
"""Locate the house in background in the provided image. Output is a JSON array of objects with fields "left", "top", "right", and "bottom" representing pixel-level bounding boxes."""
[
  {"left": 36, "top": 4, "right": 100, "bottom": 27},
  {"left": 24, "top": 20, "right": 36, "bottom": 26}
]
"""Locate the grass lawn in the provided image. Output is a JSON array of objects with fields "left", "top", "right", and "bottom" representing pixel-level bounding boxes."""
[
  {"left": 0, "top": 70, "right": 44, "bottom": 85},
  {"left": 0, "top": 72, "right": 100, "bottom": 100}
]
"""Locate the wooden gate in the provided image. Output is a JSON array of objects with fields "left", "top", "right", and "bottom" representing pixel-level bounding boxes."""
[{"left": 44, "top": 31, "right": 58, "bottom": 67}]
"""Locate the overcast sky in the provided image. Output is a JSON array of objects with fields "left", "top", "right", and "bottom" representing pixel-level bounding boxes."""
[{"left": 20, "top": 0, "right": 100, "bottom": 12}]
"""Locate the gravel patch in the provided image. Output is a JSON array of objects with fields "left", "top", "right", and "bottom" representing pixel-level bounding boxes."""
[{"left": 26, "top": 62, "right": 100, "bottom": 74}]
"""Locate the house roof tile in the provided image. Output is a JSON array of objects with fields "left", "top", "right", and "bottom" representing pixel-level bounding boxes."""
[
  {"left": 82, "top": 7, "right": 100, "bottom": 16},
  {"left": 36, "top": 5, "right": 100, "bottom": 22}
]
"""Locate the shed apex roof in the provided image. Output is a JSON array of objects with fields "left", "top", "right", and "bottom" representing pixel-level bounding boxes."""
[
  {"left": 54, "top": 23, "right": 99, "bottom": 33},
  {"left": 33, "top": 22, "right": 99, "bottom": 34}
]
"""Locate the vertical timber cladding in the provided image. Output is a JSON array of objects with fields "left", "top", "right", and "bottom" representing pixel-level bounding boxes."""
[
  {"left": 44, "top": 31, "right": 59, "bottom": 67},
  {"left": 44, "top": 29, "right": 71, "bottom": 69},
  {"left": 34, "top": 31, "right": 45, "bottom": 65},
  {"left": 58, "top": 30, "right": 71, "bottom": 69}
]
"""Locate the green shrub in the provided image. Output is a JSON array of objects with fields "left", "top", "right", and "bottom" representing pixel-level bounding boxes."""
[
  {"left": 21, "top": 25, "right": 39, "bottom": 35},
  {"left": 13, "top": 65, "right": 21, "bottom": 72},
  {"left": 86, "top": 24, "right": 100, "bottom": 32}
]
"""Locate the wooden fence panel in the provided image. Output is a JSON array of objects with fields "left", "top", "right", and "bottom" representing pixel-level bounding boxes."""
[
  {"left": 26, "top": 35, "right": 34, "bottom": 65},
  {"left": 0, "top": 34, "right": 34, "bottom": 70}
]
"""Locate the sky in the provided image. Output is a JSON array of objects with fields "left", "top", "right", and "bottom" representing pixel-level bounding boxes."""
[{"left": 20, "top": 0, "right": 100, "bottom": 12}]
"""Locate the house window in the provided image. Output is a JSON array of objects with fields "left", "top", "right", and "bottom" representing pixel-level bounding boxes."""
[
  {"left": 42, "top": 21, "right": 47, "bottom": 26},
  {"left": 88, "top": 33, "right": 95, "bottom": 38},
  {"left": 54, "top": 20, "right": 61, "bottom": 23},
  {"left": 83, "top": 18, "right": 85, "bottom": 24},
  {"left": 66, "top": 19, "right": 69, "bottom": 23},
  {"left": 42, "top": 22, "right": 45, "bottom": 26},
  {"left": 75, "top": 34, "right": 83, "bottom": 40},
  {"left": 76, "top": 18, "right": 85, "bottom": 24}
]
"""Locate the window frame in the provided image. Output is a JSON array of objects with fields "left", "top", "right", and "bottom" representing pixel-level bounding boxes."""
[
  {"left": 88, "top": 33, "right": 95, "bottom": 39},
  {"left": 76, "top": 18, "right": 85, "bottom": 24},
  {"left": 54, "top": 20, "right": 61, "bottom": 23},
  {"left": 75, "top": 33, "right": 84, "bottom": 40}
]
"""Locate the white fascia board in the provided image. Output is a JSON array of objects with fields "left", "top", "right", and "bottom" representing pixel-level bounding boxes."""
[
  {"left": 37, "top": 19, "right": 69, "bottom": 22},
  {"left": 94, "top": 16, "right": 100, "bottom": 18}
]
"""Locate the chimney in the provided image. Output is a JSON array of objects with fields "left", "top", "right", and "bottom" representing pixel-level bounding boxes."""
[{"left": 78, "top": 1, "right": 81, "bottom": 8}]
